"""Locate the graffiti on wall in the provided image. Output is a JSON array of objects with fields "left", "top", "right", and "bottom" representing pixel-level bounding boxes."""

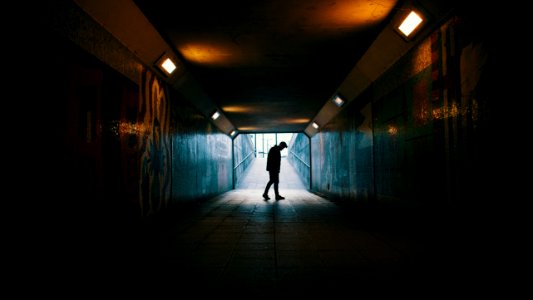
[{"left": 139, "top": 69, "right": 171, "bottom": 217}]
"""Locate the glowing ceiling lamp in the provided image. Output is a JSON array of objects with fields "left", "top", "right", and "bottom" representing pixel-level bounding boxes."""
[
  {"left": 312, "top": 122, "right": 319, "bottom": 129},
  {"left": 211, "top": 111, "right": 220, "bottom": 120},
  {"left": 160, "top": 58, "right": 177, "bottom": 75},
  {"left": 332, "top": 95, "right": 345, "bottom": 107},
  {"left": 397, "top": 10, "right": 424, "bottom": 38}
]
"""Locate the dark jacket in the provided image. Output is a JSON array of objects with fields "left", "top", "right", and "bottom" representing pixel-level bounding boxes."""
[{"left": 266, "top": 145, "right": 282, "bottom": 172}]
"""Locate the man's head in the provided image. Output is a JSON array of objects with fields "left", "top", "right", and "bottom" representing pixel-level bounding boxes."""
[{"left": 279, "top": 141, "right": 287, "bottom": 149}]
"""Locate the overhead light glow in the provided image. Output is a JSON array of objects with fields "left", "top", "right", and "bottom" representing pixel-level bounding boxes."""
[
  {"left": 237, "top": 126, "right": 260, "bottom": 131},
  {"left": 285, "top": 118, "right": 310, "bottom": 124},
  {"left": 398, "top": 11, "right": 423, "bottom": 37},
  {"left": 211, "top": 111, "right": 220, "bottom": 120},
  {"left": 160, "top": 58, "right": 177, "bottom": 75},
  {"left": 230, "top": 130, "right": 236, "bottom": 136},
  {"left": 312, "top": 122, "right": 319, "bottom": 129},
  {"left": 333, "top": 95, "right": 345, "bottom": 107}
]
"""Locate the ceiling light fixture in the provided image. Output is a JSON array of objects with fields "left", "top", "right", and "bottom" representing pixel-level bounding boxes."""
[
  {"left": 312, "top": 122, "right": 319, "bottom": 129},
  {"left": 211, "top": 111, "right": 220, "bottom": 120},
  {"left": 397, "top": 10, "right": 424, "bottom": 38},
  {"left": 332, "top": 95, "right": 345, "bottom": 107},
  {"left": 230, "top": 130, "right": 236, "bottom": 136},
  {"left": 155, "top": 53, "right": 178, "bottom": 76},
  {"left": 160, "top": 57, "right": 177, "bottom": 75}
]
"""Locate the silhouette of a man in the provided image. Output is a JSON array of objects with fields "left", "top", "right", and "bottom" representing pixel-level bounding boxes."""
[{"left": 263, "top": 141, "right": 288, "bottom": 200}]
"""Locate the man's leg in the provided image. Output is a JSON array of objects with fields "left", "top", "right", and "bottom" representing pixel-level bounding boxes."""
[
  {"left": 272, "top": 172, "right": 284, "bottom": 200},
  {"left": 274, "top": 183, "right": 284, "bottom": 199},
  {"left": 263, "top": 181, "right": 272, "bottom": 199}
]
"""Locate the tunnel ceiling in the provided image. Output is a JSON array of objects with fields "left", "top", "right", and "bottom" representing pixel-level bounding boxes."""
[{"left": 132, "top": 0, "right": 400, "bottom": 133}]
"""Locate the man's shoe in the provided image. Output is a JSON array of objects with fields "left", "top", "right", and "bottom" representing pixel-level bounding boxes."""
[
  {"left": 263, "top": 194, "right": 270, "bottom": 200},
  {"left": 275, "top": 195, "right": 285, "bottom": 200}
]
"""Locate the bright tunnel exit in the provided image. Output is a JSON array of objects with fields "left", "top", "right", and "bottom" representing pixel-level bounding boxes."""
[
  {"left": 249, "top": 133, "right": 293, "bottom": 158},
  {"left": 233, "top": 132, "right": 311, "bottom": 192}
]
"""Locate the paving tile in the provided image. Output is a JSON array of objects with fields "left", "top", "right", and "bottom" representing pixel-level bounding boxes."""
[{"left": 130, "top": 158, "right": 448, "bottom": 294}]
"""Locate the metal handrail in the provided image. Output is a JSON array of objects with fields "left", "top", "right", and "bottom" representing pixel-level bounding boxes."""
[
  {"left": 234, "top": 151, "right": 254, "bottom": 169},
  {"left": 289, "top": 150, "right": 310, "bottom": 168}
]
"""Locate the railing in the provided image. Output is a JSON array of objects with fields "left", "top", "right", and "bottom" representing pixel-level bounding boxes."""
[
  {"left": 289, "top": 150, "right": 309, "bottom": 168},
  {"left": 289, "top": 149, "right": 311, "bottom": 189},
  {"left": 234, "top": 151, "right": 255, "bottom": 170}
]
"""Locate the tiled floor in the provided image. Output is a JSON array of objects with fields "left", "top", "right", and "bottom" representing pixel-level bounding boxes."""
[
  {"left": 52, "top": 158, "right": 485, "bottom": 297},
  {"left": 106, "top": 158, "right": 465, "bottom": 297}
]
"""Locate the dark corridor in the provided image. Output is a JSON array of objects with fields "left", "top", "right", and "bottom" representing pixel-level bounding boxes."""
[{"left": 15, "top": 1, "right": 510, "bottom": 297}]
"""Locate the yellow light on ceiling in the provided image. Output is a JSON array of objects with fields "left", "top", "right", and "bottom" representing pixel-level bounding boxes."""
[
  {"left": 160, "top": 57, "right": 177, "bottom": 75},
  {"left": 285, "top": 118, "right": 310, "bottom": 124},
  {"left": 222, "top": 105, "right": 259, "bottom": 113},
  {"left": 237, "top": 126, "right": 260, "bottom": 131},
  {"left": 398, "top": 10, "right": 423, "bottom": 38}
]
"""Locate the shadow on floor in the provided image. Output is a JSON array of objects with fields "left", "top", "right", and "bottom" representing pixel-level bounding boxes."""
[{"left": 52, "top": 189, "right": 498, "bottom": 297}]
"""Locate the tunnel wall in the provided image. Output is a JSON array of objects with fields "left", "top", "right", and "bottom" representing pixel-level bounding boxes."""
[
  {"left": 37, "top": 3, "right": 234, "bottom": 225},
  {"left": 168, "top": 87, "right": 233, "bottom": 206},
  {"left": 233, "top": 134, "right": 256, "bottom": 188},
  {"left": 311, "top": 99, "right": 374, "bottom": 202},
  {"left": 311, "top": 14, "right": 491, "bottom": 210},
  {"left": 288, "top": 133, "right": 311, "bottom": 189}
]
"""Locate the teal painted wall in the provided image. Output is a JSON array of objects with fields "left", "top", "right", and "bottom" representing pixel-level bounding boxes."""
[{"left": 310, "top": 15, "right": 492, "bottom": 211}]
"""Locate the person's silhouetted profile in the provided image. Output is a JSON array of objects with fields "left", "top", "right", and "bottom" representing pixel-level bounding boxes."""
[{"left": 263, "top": 141, "right": 288, "bottom": 200}]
